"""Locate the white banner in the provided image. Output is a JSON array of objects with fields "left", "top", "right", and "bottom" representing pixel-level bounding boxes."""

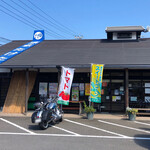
[{"left": 58, "top": 66, "right": 74, "bottom": 105}]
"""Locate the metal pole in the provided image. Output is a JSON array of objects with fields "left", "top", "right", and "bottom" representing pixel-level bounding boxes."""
[
  {"left": 89, "top": 64, "right": 92, "bottom": 107},
  {"left": 125, "top": 68, "right": 129, "bottom": 109}
]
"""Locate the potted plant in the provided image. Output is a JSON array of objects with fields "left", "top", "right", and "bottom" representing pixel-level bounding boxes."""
[
  {"left": 83, "top": 101, "right": 96, "bottom": 120},
  {"left": 126, "top": 107, "right": 138, "bottom": 121}
]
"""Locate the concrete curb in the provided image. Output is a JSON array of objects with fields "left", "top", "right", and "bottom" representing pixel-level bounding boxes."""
[{"left": 0, "top": 112, "right": 149, "bottom": 120}]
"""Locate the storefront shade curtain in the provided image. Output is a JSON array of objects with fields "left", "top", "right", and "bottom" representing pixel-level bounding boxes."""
[
  {"left": 90, "top": 64, "right": 104, "bottom": 103},
  {"left": 58, "top": 67, "right": 75, "bottom": 105}
]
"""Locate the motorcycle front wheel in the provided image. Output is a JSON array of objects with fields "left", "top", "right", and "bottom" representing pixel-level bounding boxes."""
[
  {"left": 39, "top": 121, "right": 48, "bottom": 130},
  {"left": 59, "top": 116, "right": 63, "bottom": 122}
]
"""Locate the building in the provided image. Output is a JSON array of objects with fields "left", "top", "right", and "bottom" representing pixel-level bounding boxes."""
[{"left": 0, "top": 26, "right": 150, "bottom": 114}]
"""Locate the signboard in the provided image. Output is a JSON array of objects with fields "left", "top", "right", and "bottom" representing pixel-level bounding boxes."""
[
  {"left": 145, "top": 88, "right": 150, "bottom": 94},
  {"left": 72, "top": 86, "right": 79, "bottom": 101},
  {"left": 85, "top": 83, "right": 90, "bottom": 96},
  {"left": 145, "top": 96, "right": 150, "bottom": 103},
  {"left": 49, "top": 83, "right": 58, "bottom": 97},
  {"left": 39, "top": 82, "right": 47, "bottom": 96},
  {"left": 79, "top": 83, "right": 84, "bottom": 91},
  {"left": 101, "top": 89, "right": 104, "bottom": 95},
  {"left": 58, "top": 66, "right": 74, "bottom": 105},
  {"left": 0, "top": 30, "right": 44, "bottom": 64},
  {"left": 130, "top": 96, "right": 137, "bottom": 102},
  {"left": 112, "top": 96, "right": 121, "bottom": 102},
  {"left": 102, "top": 82, "right": 107, "bottom": 87},
  {"left": 145, "top": 83, "right": 150, "bottom": 87},
  {"left": 90, "top": 64, "right": 104, "bottom": 103},
  {"left": 79, "top": 83, "right": 84, "bottom": 96}
]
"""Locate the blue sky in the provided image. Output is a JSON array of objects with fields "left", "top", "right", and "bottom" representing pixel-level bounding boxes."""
[{"left": 0, "top": 0, "right": 150, "bottom": 42}]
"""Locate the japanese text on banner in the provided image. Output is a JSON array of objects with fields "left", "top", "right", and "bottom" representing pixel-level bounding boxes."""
[
  {"left": 58, "top": 67, "right": 74, "bottom": 105},
  {"left": 90, "top": 64, "right": 104, "bottom": 103}
]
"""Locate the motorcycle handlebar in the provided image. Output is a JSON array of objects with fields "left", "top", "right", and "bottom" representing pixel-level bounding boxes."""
[{"left": 47, "top": 95, "right": 60, "bottom": 103}]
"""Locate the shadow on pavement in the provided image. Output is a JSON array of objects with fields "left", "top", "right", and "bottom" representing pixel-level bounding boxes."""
[
  {"left": 28, "top": 125, "right": 41, "bottom": 130},
  {"left": 134, "top": 134, "right": 150, "bottom": 149},
  {"left": 139, "top": 128, "right": 150, "bottom": 131},
  {"left": 81, "top": 116, "right": 88, "bottom": 119},
  {"left": 28, "top": 124, "right": 54, "bottom": 130}
]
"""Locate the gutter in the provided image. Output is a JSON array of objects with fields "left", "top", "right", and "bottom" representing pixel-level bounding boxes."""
[{"left": 1, "top": 64, "right": 150, "bottom": 69}]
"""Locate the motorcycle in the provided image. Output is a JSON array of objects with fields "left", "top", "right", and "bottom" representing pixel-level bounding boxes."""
[{"left": 31, "top": 96, "right": 63, "bottom": 130}]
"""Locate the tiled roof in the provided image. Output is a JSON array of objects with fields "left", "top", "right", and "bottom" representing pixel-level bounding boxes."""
[{"left": 0, "top": 38, "right": 150, "bottom": 68}]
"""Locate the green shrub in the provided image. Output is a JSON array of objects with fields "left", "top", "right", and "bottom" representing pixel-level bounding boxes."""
[
  {"left": 83, "top": 101, "right": 96, "bottom": 113},
  {"left": 126, "top": 107, "right": 138, "bottom": 115}
]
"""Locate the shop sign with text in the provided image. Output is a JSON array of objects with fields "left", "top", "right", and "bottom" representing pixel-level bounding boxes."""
[
  {"left": 90, "top": 64, "right": 104, "bottom": 103},
  {"left": 58, "top": 67, "right": 74, "bottom": 105}
]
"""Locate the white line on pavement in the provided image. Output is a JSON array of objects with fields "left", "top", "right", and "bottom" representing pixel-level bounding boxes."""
[
  {"left": 0, "top": 118, "right": 35, "bottom": 134},
  {"left": 135, "top": 121, "right": 150, "bottom": 126},
  {"left": 64, "top": 119, "right": 127, "bottom": 137},
  {"left": 52, "top": 126, "right": 80, "bottom": 135},
  {"left": 98, "top": 120, "right": 150, "bottom": 134},
  {"left": 0, "top": 132, "right": 150, "bottom": 140}
]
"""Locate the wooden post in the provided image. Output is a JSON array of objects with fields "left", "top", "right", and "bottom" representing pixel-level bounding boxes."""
[
  {"left": 56, "top": 66, "right": 62, "bottom": 110},
  {"left": 25, "top": 69, "right": 29, "bottom": 114},
  {"left": 125, "top": 68, "right": 129, "bottom": 109},
  {"left": 57, "top": 66, "right": 61, "bottom": 87}
]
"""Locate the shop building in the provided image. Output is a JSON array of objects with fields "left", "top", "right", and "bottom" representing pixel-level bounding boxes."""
[{"left": 0, "top": 26, "right": 150, "bottom": 114}]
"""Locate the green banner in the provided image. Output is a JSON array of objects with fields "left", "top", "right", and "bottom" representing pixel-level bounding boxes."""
[
  {"left": 57, "top": 100, "right": 69, "bottom": 105},
  {"left": 90, "top": 64, "right": 104, "bottom": 103}
]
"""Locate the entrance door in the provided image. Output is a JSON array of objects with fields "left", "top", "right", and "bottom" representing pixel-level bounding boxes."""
[
  {"left": 101, "top": 79, "right": 125, "bottom": 112},
  {"left": 110, "top": 80, "right": 125, "bottom": 112},
  {"left": 101, "top": 79, "right": 111, "bottom": 112}
]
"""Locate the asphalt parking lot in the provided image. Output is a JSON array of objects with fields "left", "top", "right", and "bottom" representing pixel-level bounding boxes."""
[{"left": 0, "top": 117, "right": 150, "bottom": 150}]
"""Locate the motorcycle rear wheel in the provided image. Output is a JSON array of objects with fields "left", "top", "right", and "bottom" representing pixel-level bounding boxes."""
[{"left": 39, "top": 121, "right": 48, "bottom": 130}]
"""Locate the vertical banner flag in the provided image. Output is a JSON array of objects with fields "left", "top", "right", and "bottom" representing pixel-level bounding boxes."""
[
  {"left": 90, "top": 64, "right": 104, "bottom": 103},
  {"left": 58, "top": 66, "right": 75, "bottom": 105},
  {"left": 0, "top": 30, "right": 44, "bottom": 64}
]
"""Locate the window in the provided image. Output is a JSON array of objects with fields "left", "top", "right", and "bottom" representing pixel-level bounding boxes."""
[
  {"left": 117, "top": 32, "right": 132, "bottom": 39},
  {"left": 129, "top": 70, "right": 150, "bottom": 108}
]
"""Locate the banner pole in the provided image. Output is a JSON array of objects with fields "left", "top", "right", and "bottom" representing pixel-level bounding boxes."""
[{"left": 89, "top": 63, "right": 93, "bottom": 107}]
